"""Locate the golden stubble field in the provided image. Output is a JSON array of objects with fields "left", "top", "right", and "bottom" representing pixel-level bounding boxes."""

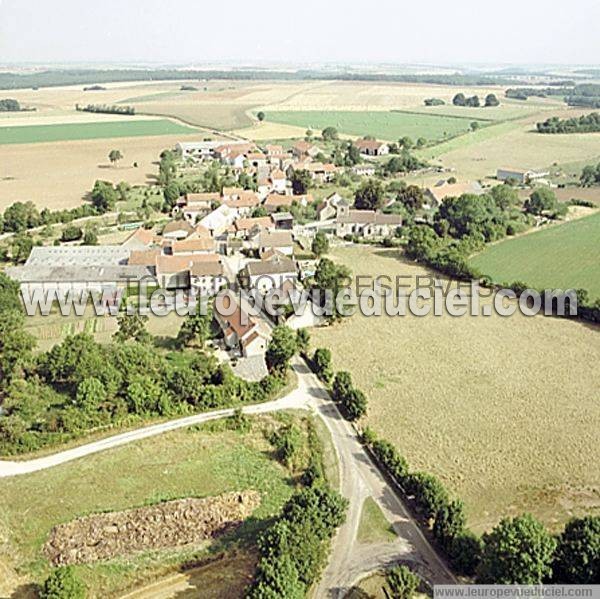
[
  {"left": 0, "top": 133, "right": 201, "bottom": 210},
  {"left": 311, "top": 245, "right": 600, "bottom": 532}
]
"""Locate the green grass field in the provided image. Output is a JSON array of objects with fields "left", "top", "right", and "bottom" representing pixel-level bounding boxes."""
[
  {"left": 470, "top": 212, "right": 600, "bottom": 300},
  {"left": 0, "top": 415, "right": 307, "bottom": 595},
  {"left": 0, "top": 119, "right": 198, "bottom": 144},
  {"left": 263, "top": 110, "right": 488, "bottom": 142},
  {"left": 311, "top": 245, "right": 600, "bottom": 533}
]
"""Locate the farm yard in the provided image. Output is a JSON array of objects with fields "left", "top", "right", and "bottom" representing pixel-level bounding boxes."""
[
  {"left": 262, "top": 110, "right": 489, "bottom": 142},
  {"left": 0, "top": 414, "right": 310, "bottom": 597},
  {"left": 311, "top": 245, "right": 600, "bottom": 533},
  {"left": 470, "top": 211, "right": 600, "bottom": 300}
]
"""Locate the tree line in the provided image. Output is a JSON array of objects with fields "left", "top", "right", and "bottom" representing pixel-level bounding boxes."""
[
  {"left": 75, "top": 103, "right": 135, "bottom": 115},
  {"left": 537, "top": 112, "right": 600, "bottom": 134},
  {"left": 453, "top": 93, "right": 499, "bottom": 108},
  {"left": 362, "top": 428, "right": 600, "bottom": 584},
  {"left": 506, "top": 84, "right": 600, "bottom": 108}
]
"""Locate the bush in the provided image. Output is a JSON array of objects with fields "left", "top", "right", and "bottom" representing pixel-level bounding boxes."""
[
  {"left": 41, "top": 566, "right": 86, "bottom": 599},
  {"left": 405, "top": 472, "right": 450, "bottom": 520},
  {"left": 371, "top": 439, "right": 409, "bottom": 483},
  {"left": 385, "top": 564, "right": 420, "bottom": 599},
  {"left": 477, "top": 514, "right": 556, "bottom": 584},
  {"left": 312, "top": 348, "right": 333, "bottom": 383},
  {"left": 450, "top": 531, "right": 483, "bottom": 576},
  {"left": 553, "top": 516, "right": 600, "bottom": 583},
  {"left": 60, "top": 225, "right": 83, "bottom": 242}
]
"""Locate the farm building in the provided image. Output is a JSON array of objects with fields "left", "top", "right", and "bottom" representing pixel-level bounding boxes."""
[
  {"left": 424, "top": 181, "right": 484, "bottom": 207},
  {"left": 335, "top": 206, "right": 402, "bottom": 239},
  {"left": 353, "top": 139, "right": 389, "bottom": 156},
  {"left": 6, "top": 246, "right": 151, "bottom": 301},
  {"left": 497, "top": 167, "right": 549, "bottom": 185}
]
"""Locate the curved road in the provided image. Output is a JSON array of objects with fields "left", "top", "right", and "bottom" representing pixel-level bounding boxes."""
[{"left": 0, "top": 357, "right": 455, "bottom": 596}]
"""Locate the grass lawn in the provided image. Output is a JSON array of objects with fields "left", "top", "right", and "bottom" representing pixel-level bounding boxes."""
[
  {"left": 356, "top": 497, "right": 397, "bottom": 544},
  {"left": 469, "top": 211, "right": 600, "bottom": 300},
  {"left": 311, "top": 245, "right": 600, "bottom": 533},
  {"left": 0, "top": 415, "right": 305, "bottom": 596},
  {"left": 0, "top": 119, "right": 198, "bottom": 144},
  {"left": 263, "top": 110, "right": 488, "bottom": 142}
]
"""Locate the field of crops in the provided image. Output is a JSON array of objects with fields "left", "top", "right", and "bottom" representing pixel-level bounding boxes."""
[
  {"left": 263, "top": 110, "right": 488, "bottom": 142},
  {"left": 470, "top": 211, "right": 600, "bottom": 300},
  {"left": 311, "top": 245, "right": 600, "bottom": 533},
  {"left": 0, "top": 119, "right": 197, "bottom": 144}
]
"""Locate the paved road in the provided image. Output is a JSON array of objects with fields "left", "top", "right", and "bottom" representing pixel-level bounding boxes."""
[
  {"left": 301, "top": 359, "right": 456, "bottom": 596},
  {"left": 0, "top": 356, "right": 455, "bottom": 596},
  {"left": 0, "top": 389, "right": 307, "bottom": 478}
]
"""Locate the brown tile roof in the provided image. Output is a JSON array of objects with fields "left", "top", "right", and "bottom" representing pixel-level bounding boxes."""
[
  {"left": 258, "top": 230, "right": 293, "bottom": 248},
  {"left": 156, "top": 253, "right": 220, "bottom": 274},
  {"left": 338, "top": 209, "right": 403, "bottom": 225},
  {"left": 306, "top": 162, "right": 336, "bottom": 173},
  {"left": 128, "top": 248, "right": 160, "bottom": 266},
  {"left": 426, "top": 181, "right": 484, "bottom": 204},
  {"left": 186, "top": 192, "right": 219, "bottom": 205},
  {"left": 265, "top": 144, "right": 285, "bottom": 155},
  {"left": 215, "top": 293, "right": 256, "bottom": 338},
  {"left": 171, "top": 238, "right": 215, "bottom": 254},
  {"left": 245, "top": 255, "right": 297, "bottom": 276},
  {"left": 235, "top": 217, "right": 273, "bottom": 232},
  {"left": 123, "top": 227, "right": 155, "bottom": 247},
  {"left": 353, "top": 139, "right": 387, "bottom": 152},
  {"left": 270, "top": 168, "right": 286, "bottom": 180},
  {"left": 162, "top": 220, "right": 194, "bottom": 236},
  {"left": 189, "top": 261, "right": 224, "bottom": 277},
  {"left": 189, "top": 224, "right": 211, "bottom": 239},
  {"left": 223, "top": 193, "right": 261, "bottom": 209}
]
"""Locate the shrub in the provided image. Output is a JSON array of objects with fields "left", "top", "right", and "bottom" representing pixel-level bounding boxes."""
[
  {"left": 553, "top": 516, "right": 600, "bottom": 583},
  {"left": 385, "top": 564, "right": 420, "bottom": 599},
  {"left": 312, "top": 348, "right": 333, "bottom": 383},
  {"left": 477, "top": 514, "right": 556, "bottom": 584},
  {"left": 41, "top": 566, "right": 86, "bottom": 599},
  {"left": 450, "top": 531, "right": 483, "bottom": 576},
  {"left": 405, "top": 471, "right": 450, "bottom": 520}
]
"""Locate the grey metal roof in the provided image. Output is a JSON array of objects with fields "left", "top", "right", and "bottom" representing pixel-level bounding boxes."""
[
  {"left": 25, "top": 245, "right": 131, "bottom": 267},
  {"left": 6, "top": 264, "right": 154, "bottom": 284}
]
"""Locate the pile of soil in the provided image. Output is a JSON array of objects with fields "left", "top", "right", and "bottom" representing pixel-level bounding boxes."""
[{"left": 44, "top": 491, "right": 261, "bottom": 566}]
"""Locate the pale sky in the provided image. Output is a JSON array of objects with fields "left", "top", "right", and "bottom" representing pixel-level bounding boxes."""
[{"left": 0, "top": 0, "right": 598, "bottom": 66}]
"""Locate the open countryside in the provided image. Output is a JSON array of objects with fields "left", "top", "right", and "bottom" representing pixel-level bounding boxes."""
[
  {"left": 0, "top": 119, "right": 198, "bottom": 144},
  {"left": 470, "top": 211, "right": 600, "bottom": 300},
  {"left": 311, "top": 245, "right": 600, "bottom": 533},
  {"left": 263, "top": 110, "right": 490, "bottom": 142}
]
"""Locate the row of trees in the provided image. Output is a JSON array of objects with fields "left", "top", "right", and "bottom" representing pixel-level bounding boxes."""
[
  {"left": 537, "top": 112, "right": 600, "bottom": 134},
  {"left": 247, "top": 466, "right": 347, "bottom": 597},
  {"left": 75, "top": 103, "right": 135, "bottom": 115},
  {"left": 363, "top": 428, "right": 600, "bottom": 583},
  {"left": 453, "top": 93, "right": 499, "bottom": 108}
]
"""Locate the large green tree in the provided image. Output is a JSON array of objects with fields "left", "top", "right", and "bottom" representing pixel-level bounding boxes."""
[
  {"left": 266, "top": 325, "right": 298, "bottom": 374},
  {"left": 354, "top": 179, "right": 384, "bottom": 210},
  {"left": 553, "top": 516, "right": 600, "bottom": 583},
  {"left": 477, "top": 514, "right": 556, "bottom": 584}
]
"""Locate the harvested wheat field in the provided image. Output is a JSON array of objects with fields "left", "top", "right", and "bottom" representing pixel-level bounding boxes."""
[
  {"left": 311, "top": 245, "right": 600, "bottom": 532},
  {"left": 0, "top": 132, "right": 201, "bottom": 210}
]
